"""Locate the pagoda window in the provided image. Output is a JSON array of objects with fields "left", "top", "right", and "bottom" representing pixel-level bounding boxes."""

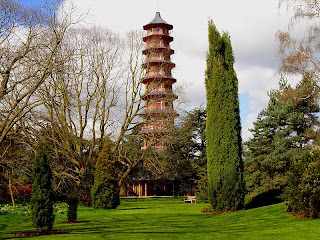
[
  {"left": 156, "top": 120, "right": 163, "bottom": 129},
  {"left": 156, "top": 84, "right": 164, "bottom": 92},
  {"left": 164, "top": 83, "right": 172, "bottom": 90},
  {"left": 156, "top": 101, "right": 162, "bottom": 110}
]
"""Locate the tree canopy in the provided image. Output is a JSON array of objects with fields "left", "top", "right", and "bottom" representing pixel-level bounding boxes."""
[{"left": 245, "top": 74, "right": 320, "bottom": 204}]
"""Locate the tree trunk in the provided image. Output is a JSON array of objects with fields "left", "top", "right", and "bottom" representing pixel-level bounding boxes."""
[
  {"left": 118, "top": 161, "right": 139, "bottom": 188},
  {"left": 8, "top": 174, "right": 16, "bottom": 207},
  {"left": 118, "top": 150, "right": 147, "bottom": 187}
]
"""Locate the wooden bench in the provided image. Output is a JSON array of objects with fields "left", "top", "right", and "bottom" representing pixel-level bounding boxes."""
[{"left": 184, "top": 196, "right": 196, "bottom": 203}]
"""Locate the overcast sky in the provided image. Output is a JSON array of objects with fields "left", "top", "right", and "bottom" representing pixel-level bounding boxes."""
[{"left": 22, "top": 0, "right": 298, "bottom": 140}]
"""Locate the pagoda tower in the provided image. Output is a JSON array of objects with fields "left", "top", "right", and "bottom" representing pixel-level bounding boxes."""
[{"left": 141, "top": 12, "right": 178, "bottom": 150}]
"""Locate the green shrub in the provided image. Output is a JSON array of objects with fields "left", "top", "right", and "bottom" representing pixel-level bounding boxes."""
[
  {"left": 91, "top": 179, "right": 120, "bottom": 209},
  {"left": 194, "top": 164, "right": 208, "bottom": 203},
  {"left": 67, "top": 193, "right": 79, "bottom": 222},
  {"left": 201, "top": 205, "right": 214, "bottom": 213},
  {"left": 30, "top": 150, "right": 55, "bottom": 231},
  {"left": 91, "top": 142, "right": 120, "bottom": 209},
  {"left": 286, "top": 152, "right": 320, "bottom": 218}
]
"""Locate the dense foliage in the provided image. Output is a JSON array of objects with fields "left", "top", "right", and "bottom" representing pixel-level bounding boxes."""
[
  {"left": 123, "top": 108, "right": 206, "bottom": 197},
  {"left": 244, "top": 75, "right": 320, "bottom": 205},
  {"left": 193, "top": 163, "right": 208, "bottom": 203},
  {"left": 205, "top": 20, "right": 244, "bottom": 211},
  {"left": 91, "top": 142, "right": 120, "bottom": 209},
  {"left": 286, "top": 152, "right": 320, "bottom": 218},
  {"left": 161, "top": 108, "right": 206, "bottom": 195},
  {"left": 30, "top": 150, "right": 55, "bottom": 231}
]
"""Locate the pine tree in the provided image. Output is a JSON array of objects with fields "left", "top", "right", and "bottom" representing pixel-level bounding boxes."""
[
  {"left": 91, "top": 141, "right": 120, "bottom": 209},
  {"left": 245, "top": 75, "right": 320, "bottom": 205},
  {"left": 205, "top": 20, "right": 244, "bottom": 211},
  {"left": 30, "top": 150, "right": 55, "bottom": 231}
]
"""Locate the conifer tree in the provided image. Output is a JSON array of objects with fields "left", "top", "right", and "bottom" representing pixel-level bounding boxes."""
[
  {"left": 30, "top": 150, "right": 55, "bottom": 231},
  {"left": 91, "top": 142, "right": 120, "bottom": 209},
  {"left": 245, "top": 75, "right": 320, "bottom": 205},
  {"left": 205, "top": 20, "right": 244, "bottom": 211}
]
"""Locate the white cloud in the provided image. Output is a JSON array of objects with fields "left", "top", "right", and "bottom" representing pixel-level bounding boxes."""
[
  {"left": 237, "top": 65, "right": 278, "bottom": 111},
  {"left": 242, "top": 113, "right": 259, "bottom": 141}
]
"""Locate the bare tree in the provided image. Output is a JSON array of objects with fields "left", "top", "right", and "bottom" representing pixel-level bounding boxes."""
[
  {"left": 0, "top": 0, "right": 80, "bottom": 149},
  {"left": 27, "top": 26, "right": 122, "bottom": 189},
  {"left": 277, "top": 0, "right": 320, "bottom": 81},
  {"left": 27, "top": 28, "right": 148, "bottom": 191}
]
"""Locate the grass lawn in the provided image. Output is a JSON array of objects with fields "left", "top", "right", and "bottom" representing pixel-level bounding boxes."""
[{"left": 1, "top": 197, "right": 319, "bottom": 240}]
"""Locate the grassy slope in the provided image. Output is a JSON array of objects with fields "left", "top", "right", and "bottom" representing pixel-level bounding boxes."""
[{"left": 1, "top": 197, "right": 319, "bottom": 240}]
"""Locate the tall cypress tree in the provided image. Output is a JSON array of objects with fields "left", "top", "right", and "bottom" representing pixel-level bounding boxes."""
[{"left": 205, "top": 20, "right": 244, "bottom": 211}]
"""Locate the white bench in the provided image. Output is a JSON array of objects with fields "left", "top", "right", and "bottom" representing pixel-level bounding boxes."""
[{"left": 184, "top": 196, "right": 196, "bottom": 203}]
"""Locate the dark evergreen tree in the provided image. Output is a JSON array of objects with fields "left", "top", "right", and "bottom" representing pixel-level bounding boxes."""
[
  {"left": 91, "top": 142, "right": 120, "bottom": 209},
  {"left": 245, "top": 75, "right": 320, "bottom": 205},
  {"left": 30, "top": 150, "right": 55, "bottom": 231},
  {"left": 205, "top": 20, "right": 244, "bottom": 211},
  {"left": 67, "top": 193, "right": 79, "bottom": 222}
]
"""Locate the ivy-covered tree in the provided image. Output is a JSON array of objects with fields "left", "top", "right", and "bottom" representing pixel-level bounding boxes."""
[
  {"left": 245, "top": 75, "right": 320, "bottom": 205},
  {"left": 30, "top": 150, "right": 55, "bottom": 231},
  {"left": 205, "top": 20, "right": 244, "bottom": 211},
  {"left": 91, "top": 141, "right": 120, "bottom": 209}
]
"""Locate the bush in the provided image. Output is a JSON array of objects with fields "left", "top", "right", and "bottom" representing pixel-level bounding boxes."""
[
  {"left": 91, "top": 142, "right": 120, "bottom": 209},
  {"left": 30, "top": 150, "right": 55, "bottom": 231},
  {"left": 286, "top": 152, "right": 320, "bottom": 218},
  {"left": 91, "top": 179, "right": 120, "bottom": 209},
  {"left": 67, "top": 193, "right": 79, "bottom": 222},
  {"left": 194, "top": 164, "right": 208, "bottom": 203},
  {"left": 12, "top": 184, "right": 32, "bottom": 201},
  {"left": 201, "top": 205, "right": 214, "bottom": 213}
]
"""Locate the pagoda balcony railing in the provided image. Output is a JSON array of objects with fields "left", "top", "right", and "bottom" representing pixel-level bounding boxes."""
[
  {"left": 145, "top": 56, "right": 170, "bottom": 61},
  {"left": 144, "top": 106, "right": 175, "bottom": 113},
  {"left": 146, "top": 43, "right": 170, "bottom": 48},
  {"left": 143, "top": 91, "right": 177, "bottom": 100},
  {"left": 146, "top": 88, "right": 172, "bottom": 93},
  {"left": 146, "top": 29, "right": 169, "bottom": 36},
  {"left": 147, "top": 87, "right": 164, "bottom": 93},
  {"left": 142, "top": 125, "right": 165, "bottom": 131},
  {"left": 145, "top": 71, "right": 171, "bottom": 78}
]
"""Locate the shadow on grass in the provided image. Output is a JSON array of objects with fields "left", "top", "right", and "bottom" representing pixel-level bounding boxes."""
[
  {"left": 0, "top": 224, "right": 7, "bottom": 231},
  {"left": 119, "top": 208, "right": 147, "bottom": 211},
  {"left": 2, "top": 200, "right": 319, "bottom": 240}
]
